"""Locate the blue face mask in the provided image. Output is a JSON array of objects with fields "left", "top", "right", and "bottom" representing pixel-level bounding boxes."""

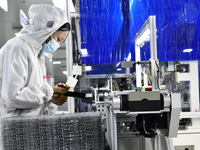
[{"left": 42, "top": 38, "right": 60, "bottom": 53}]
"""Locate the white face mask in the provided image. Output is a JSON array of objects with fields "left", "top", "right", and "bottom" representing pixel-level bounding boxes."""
[{"left": 42, "top": 38, "right": 60, "bottom": 53}]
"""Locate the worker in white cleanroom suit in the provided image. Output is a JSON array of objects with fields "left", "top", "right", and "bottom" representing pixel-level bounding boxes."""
[
  {"left": 0, "top": 4, "right": 71, "bottom": 149},
  {"left": 0, "top": 4, "right": 70, "bottom": 117}
]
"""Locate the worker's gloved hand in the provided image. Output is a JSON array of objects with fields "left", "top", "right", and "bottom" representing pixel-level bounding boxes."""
[
  {"left": 50, "top": 83, "right": 70, "bottom": 105},
  {"left": 52, "top": 83, "right": 67, "bottom": 95}
]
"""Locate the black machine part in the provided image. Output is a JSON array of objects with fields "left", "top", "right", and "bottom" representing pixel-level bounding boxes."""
[
  {"left": 64, "top": 91, "right": 86, "bottom": 98},
  {"left": 58, "top": 85, "right": 86, "bottom": 98},
  {"left": 121, "top": 91, "right": 164, "bottom": 112},
  {"left": 136, "top": 113, "right": 168, "bottom": 138}
]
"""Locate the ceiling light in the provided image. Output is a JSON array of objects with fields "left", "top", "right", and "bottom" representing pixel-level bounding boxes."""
[
  {"left": 183, "top": 49, "right": 193, "bottom": 53},
  {"left": 53, "top": 61, "right": 61, "bottom": 64},
  {"left": 117, "top": 68, "right": 122, "bottom": 71}
]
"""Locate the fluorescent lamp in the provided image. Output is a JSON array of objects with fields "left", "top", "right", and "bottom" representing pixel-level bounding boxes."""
[
  {"left": 183, "top": 49, "right": 193, "bottom": 53},
  {"left": 81, "top": 48, "right": 88, "bottom": 55},
  {"left": 136, "top": 28, "right": 150, "bottom": 45},
  {"left": 0, "top": 0, "right": 8, "bottom": 12},
  {"left": 126, "top": 53, "right": 131, "bottom": 61},
  {"left": 63, "top": 71, "right": 67, "bottom": 75},
  {"left": 53, "top": 61, "right": 61, "bottom": 64},
  {"left": 85, "top": 66, "right": 92, "bottom": 71},
  {"left": 117, "top": 68, "right": 122, "bottom": 71}
]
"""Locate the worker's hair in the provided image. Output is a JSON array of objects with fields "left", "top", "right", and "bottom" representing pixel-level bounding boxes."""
[{"left": 58, "top": 22, "right": 71, "bottom": 31}]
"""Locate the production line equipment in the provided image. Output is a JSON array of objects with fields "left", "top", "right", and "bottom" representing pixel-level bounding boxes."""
[
  {"left": 96, "top": 84, "right": 181, "bottom": 150},
  {"left": 93, "top": 16, "right": 181, "bottom": 150}
]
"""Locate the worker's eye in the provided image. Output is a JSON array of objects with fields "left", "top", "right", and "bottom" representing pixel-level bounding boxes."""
[{"left": 58, "top": 38, "right": 64, "bottom": 43}]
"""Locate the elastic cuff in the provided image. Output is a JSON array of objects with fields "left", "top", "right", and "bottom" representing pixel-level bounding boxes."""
[{"left": 42, "top": 83, "right": 54, "bottom": 100}]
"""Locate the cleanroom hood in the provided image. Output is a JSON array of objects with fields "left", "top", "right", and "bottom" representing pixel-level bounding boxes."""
[{"left": 17, "top": 4, "right": 69, "bottom": 46}]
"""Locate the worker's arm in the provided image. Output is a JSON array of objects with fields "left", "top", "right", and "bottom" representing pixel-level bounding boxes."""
[{"left": 1, "top": 42, "right": 53, "bottom": 111}]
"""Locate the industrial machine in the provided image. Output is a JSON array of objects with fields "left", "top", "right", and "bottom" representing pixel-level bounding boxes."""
[
  {"left": 90, "top": 16, "right": 181, "bottom": 150},
  {"left": 74, "top": 15, "right": 200, "bottom": 150},
  {"left": 95, "top": 78, "right": 180, "bottom": 150}
]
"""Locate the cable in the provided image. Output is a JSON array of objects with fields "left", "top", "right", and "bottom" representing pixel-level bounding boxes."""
[
  {"left": 155, "top": 61, "right": 161, "bottom": 90},
  {"left": 143, "top": 115, "right": 147, "bottom": 134},
  {"left": 150, "top": 59, "right": 161, "bottom": 90},
  {"left": 140, "top": 115, "right": 157, "bottom": 138},
  {"left": 72, "top": 18, "right": 82, "bottom": 65}
]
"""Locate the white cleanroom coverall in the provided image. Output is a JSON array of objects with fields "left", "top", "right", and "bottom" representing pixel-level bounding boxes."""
[{"left": 0, "top": 4, "right": 68, "bottom": 117}]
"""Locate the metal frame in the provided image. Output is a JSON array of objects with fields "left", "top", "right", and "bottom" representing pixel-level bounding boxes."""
[
  {"left": 173, "top": 60, "right": 200, "bottom": 150},
  {"left": 86, "top": 74, "right": 130, "bottom": 79},
  {"left": 66, "top": 0, "right": 75, "bottom": 113},
  {"left": 176, "top": 61, "right": 200, "bottom": 126},
  {"left": 135, "top": 16, "right": 158, "bottom": 90},
  {"left": 105, "top": 99, "right": 178, "bottom": 150},
  {"left": 106, "top": 104, "right": 118, "bottom": 150}
]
